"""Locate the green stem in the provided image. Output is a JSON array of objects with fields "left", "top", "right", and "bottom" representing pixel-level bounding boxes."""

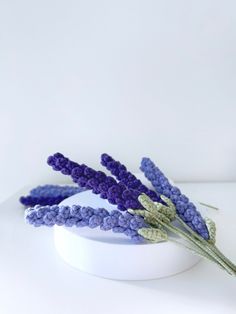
[
  {"left": 168, "top": 224, "right": 234, "bottom": 274},
  {"left": 199, "top": 202, "right": 219, "bottom": 211},
  {"left": 169, "top": 238, "right": 221, "bottom": 266},
  {"left": 209, "top": 244, "right": 236, "bottom": 271},
  {"left": 150, "top": 218, "right": 218, "bottom": 265},
  {"left": 153, "top": 215, "right": 236, "bottom": 275},
  {"left": 176, "top": 216, "right": 236, "bottom": 272}
]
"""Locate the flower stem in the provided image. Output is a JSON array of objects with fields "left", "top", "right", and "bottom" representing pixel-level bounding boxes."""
[
  {"left": 152, "top": 215, "right": 236, "bottom": 276},
  {"left": 176, "top": 216, "right": 236, "bottom": 272},
  {"left": 169, "top": 238, "right": 221, "bottom": 267},
  {"left": 199, "top": 202, "right": 219, "bottom": 211}
]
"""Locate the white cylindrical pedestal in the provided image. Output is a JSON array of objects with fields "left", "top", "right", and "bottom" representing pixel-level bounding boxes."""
[{"left": 54, "top": 180, "right": 201, "bottom": 280}]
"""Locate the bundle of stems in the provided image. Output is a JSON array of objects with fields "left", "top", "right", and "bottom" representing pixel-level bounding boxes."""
[{"left": 129, "top": 194, "right": 236, "bottom": 276}]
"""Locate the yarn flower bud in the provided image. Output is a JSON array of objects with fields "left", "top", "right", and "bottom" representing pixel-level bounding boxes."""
[
  {"left": 20, "top": 185, "right": 83, "bottom": 207},
  {"left": 140, "top": 157, "right": 209, "bottom": 240},
  {"left": 101, "top": 153, "right": 160, "bottom": 202},
  {"left": 47, "top": 153, "right": 144, "bottom": 211},
  {"left": 25, "top": 204, "right": 147, "bottom": 241}
]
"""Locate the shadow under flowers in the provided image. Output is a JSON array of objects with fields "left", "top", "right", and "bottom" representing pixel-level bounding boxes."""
[{"left": 122, "top": 260, "right": 236, "bottom": 310}]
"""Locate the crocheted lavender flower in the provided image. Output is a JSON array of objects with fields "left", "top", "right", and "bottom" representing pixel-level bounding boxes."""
[
  {"left": 47, "top": 153, "right": 144, "bottom": 211},
  {"left": 101, "top": 153, "right": 160, "bottom": 202},
  {"left": 25, "top": 204, "right": 146, "bottom": 241},
  {"left": 140, "top": 158, "right": 209, "bottom": 240},
  {"left": 20, "top": 185, "right": 83, "bottom": 206}
]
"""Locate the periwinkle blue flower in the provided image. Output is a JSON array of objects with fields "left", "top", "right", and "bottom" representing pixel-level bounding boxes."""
[
  {"left": 112, "top": 226, "right": 125, "bottom": 233},
  {"left": 59, "top": 206, "right": 71, "bottom": 219},
  {"left": 130, "top": 215, "right": 146, "bottom": 230},
  {"left": 94, "top": 208, "right": 109, "bottom": 218},
  {"left": 124, "top": 228, "right": 138, "bottom": 237},
  {"left": 140, "top": 157, "right": 209, "bottom": 240},
  {"left": 76, "top": 220, "right": 89, "bottom": 227},
  {"left": 80, "top": 207, "right": 94, "bottom": 219},
  {"left": 89, "top": 215, "right": 103, "bottom": 228},
  {"left": 25, "top": 204, "right": 147, "bottom": 241},
  {"left": 118, "top": 212, "right": 133, "bottom": 228},
  {"left": 100, "top": 216, "right": 118, "bottom": 230}
]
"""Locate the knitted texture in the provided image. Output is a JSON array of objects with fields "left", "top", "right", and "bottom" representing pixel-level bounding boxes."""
[
  {"left": 47, "top": 152, "right": 145, "bottom": 211},
  {"left": 47, "top": 153, "right": 80, "bottom": 174},
  {"left": 20, "top": 185, "right": 83, "bottom": 206},
  {"left": 140, "top": 157, "right": 209, "bottom": 240},
  {"left": 25, "top": 204, "right": 146, "bottom": 241},
  {"left": 101, "top": 153, "right": 160, "bottom": 202}
]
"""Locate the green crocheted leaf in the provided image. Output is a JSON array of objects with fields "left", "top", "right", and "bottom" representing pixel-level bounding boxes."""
[
  {"left": 154, "top": 197, "right": 176, "bottom": 221},
  {"left": 138, "top": 194, "right": 171, "bottom": 223},
  {"left": 154, "top": 202, "right": 163, "bottom": 211},
  {"left": 205, "top": 217, "right": 216, "bottom": 244},
  {"left": 144, "top": 216, "right": 159, "bottom": 226},
  {"left": 158, "top": 206, "right": 175, "bottom": 221},
  {"left": 138, "top": 194, "right": 157, "bottom": 214},
  {"left": 138, "top": 227, "right": 168, "bottom": 242},
  {"left": 160, "top": 195, "right": 176, "bottom": 212}
]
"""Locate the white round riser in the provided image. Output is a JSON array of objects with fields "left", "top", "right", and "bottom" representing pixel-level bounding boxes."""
[
  {"left": 54, "top": 225, "right": 200, "bottom": 280},
  {"left": 54, "top": 185, "right": 201, "bottom": 280}
]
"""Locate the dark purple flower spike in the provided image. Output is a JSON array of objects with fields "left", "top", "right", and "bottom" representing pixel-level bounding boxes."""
[
  {"left": 47, "top": 153, "right": 144, "bottom": 211},
  {"left": 20, "top": 185, "right": 83, "bottom": 207},
  {"left": 100, "top": 153, "right": 160, "bottom": 202}
]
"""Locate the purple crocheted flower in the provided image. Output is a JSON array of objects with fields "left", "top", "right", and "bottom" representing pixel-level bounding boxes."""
[
  {"left": 20, "top": 185, "right": 83, "bottom": 206},
  {"left": 25, "top": 204, "right": 146, "bottom": 242},
  {"left": 101, "top": 153, "right": 160, "bottom": 202},
  {"left": 47, "top": 153, "right": 145, "bottom": 211},
  {"left": 47, "top": 152, "right": 80, "bottom": 173},
  {"left": 140, "top": 157, "right": 209, "bottom": 240}
]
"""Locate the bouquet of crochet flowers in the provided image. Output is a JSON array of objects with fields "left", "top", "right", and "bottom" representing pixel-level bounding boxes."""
[{"left": 20, "top": 152, "right": 236, "bottom": 276}]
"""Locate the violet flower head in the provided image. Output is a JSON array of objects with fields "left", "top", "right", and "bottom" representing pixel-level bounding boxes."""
[
  {"left": 47, "top": 153, "right": 80, "bottom": 175},
  {"left": 25, "top": 204, "right": 146, "bottom": 242},
  {"left": 47, "top": 153, "right": 144, "bottom": 211},
  {"left": 20, "top": 185, "right": 83, "bottom": 207},
  {"left": 140, "top": 157, "right": 209, "bottom": 240},
  {"left": 101, "top": 153, "right": 160, "bottom": 202}
]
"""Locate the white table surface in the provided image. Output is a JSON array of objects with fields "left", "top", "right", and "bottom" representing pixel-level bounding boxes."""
[{"left": 0, "top": 183, "right": 236, "bottom": 314}]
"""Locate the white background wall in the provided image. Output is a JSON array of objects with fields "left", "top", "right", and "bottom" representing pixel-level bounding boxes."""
[{"left": 0, "top": 0, "right": 236, "bottom": 201}]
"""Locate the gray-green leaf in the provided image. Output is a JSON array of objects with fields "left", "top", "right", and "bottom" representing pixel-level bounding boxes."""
[
  {"left": 205, "top": 217, "right": 216, "bottom": 244},
  {"left": 154, "top": 198, "right": 176, "bottom": 221},
  {"left": 138, "top": 194, "right": 157, "bottom": 214},
  {"left": 138, "top": 194, "right": 171, "bottom": 223},
  {"left": 138, "top": 227, "right": 168, "bottom": 242},
  {"left": 160, "top": 195, "right": 176, "bottom": 212}
]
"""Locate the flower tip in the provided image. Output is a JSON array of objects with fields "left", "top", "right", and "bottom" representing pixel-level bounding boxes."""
[
  {"left": 54, "top": 152, "right": 64, "bottom": 158},
  {"left": 101, "top": 153, "right": 109, "bottom": 158},
  {"left": 47, "top": 152, "right": 64, "bottom": 165},
  {"left": 47, "top": 155, "right": 54, "bottom": 165},
  {"left": 141, "top": 157, "right": 150, "bottom": 163},
  {"left": 101, "top": 153, "right": 112, "bottom": 164},
  {"left": 140, "top": 157, "right": 151, "bottom": 170},
  {"left": 19, "top": 196, "right": 25, "bottom": 204}
]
